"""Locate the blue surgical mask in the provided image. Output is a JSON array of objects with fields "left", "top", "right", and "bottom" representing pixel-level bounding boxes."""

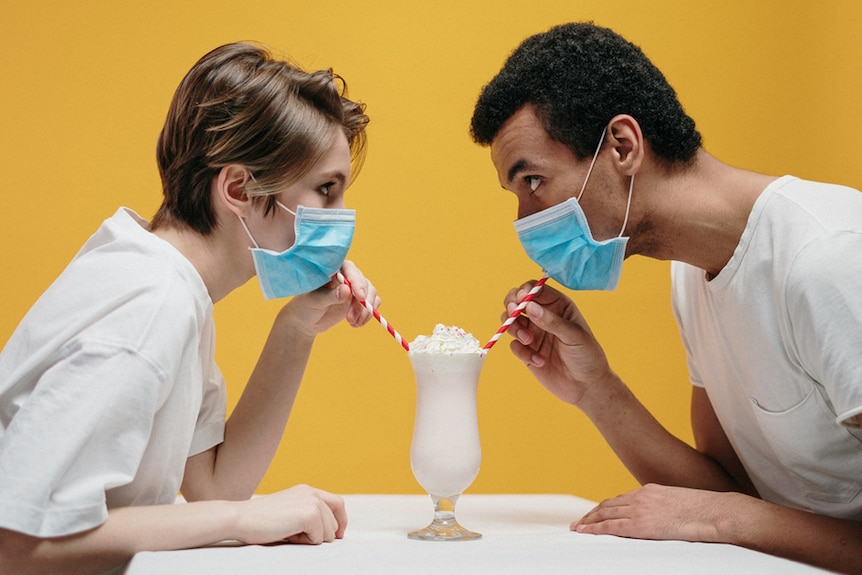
[
  {"left": 239, "top": 202, "right": 355, "bottom": 299},
  {"left": 514, "top": 127, "right": 633, "bottom": 291}
]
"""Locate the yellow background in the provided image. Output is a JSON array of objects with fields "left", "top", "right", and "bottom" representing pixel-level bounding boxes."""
[{"left": 2, "top": 1, "right": 861, "bottom": 503}]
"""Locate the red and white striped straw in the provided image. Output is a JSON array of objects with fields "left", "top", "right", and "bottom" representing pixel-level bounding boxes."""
[
  {"left": 483, "top": 275, "right": 549, "bottom": 350},
  {"left": 336, "top": 272, "right": 410, "bottom": 352}
]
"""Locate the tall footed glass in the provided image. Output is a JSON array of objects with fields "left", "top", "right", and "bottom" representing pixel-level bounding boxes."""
[{"left": 407, "top": 350, "right": 484, "bottom": 541}]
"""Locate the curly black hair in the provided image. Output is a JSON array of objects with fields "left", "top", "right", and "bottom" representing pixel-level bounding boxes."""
[{"left": 470, "top": 22, "right": 701, "bottom": 164}]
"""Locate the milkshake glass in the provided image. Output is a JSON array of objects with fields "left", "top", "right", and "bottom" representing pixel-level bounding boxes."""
[{"left": 407, "top": 325, "right": 485, "bottom": 541}]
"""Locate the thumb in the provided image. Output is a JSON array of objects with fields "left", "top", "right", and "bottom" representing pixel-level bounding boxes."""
[
  {"left": 333, "top": 283, "right": 351, "bottom": 303},
  {"left": 524, "top": 300, "right": 579, "bottom": 345}
]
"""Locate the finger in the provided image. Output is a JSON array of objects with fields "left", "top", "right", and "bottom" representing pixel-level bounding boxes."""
[
  {"left": 500, "top": 307, "right": 539, "bottom": 344},
  {"left": 574, "top": 517, "right": 632, "bottom": 536},
  {"left": 510, "top": 338, "right": 545, "bottom": 367},
  {"left": 571, "top": 503, "right": 599, "bottom": 529},
  {"left": 502, "top": 278, "right": 553, "bottom": 327},
  {"left": 308, "top": 279, "right": 350, "bottom": 307},
  {"left": 581, "top": 503, "right": 627, "bottom": 524},
  {"left": 573, "top": 501, "right": 628, "bottom": 534},
  {"left": 366, "top": 285, "right": 380, "bottom": 310},
  {"left": 334, "top": 283, "right": 351, "bottom": 303},
  {"left": 340, "top": 260, "right": 368, "bottom": 301},
  {"left": 510, "top": 322, "right": 535, "bottom": 347},
  {"left": 501, "top": 301, "right": 533, "bottom": 336},
  {"left": 286, "top": 532, "right": 314, "bottom": 545},
  {"left": 502, "top": 279, "right": 544, "bottom": 310},
  {"left": 505, "top": 315, "right": 546, "bottom": 365},
  {"left": 302, "top": 513, "right": 325, "bottom": 545},
  {"left": 502, "top": 286, "right": 521, "bottom": 308},
  {"left": 347, "top": 300, "right": 370, "bottom": 327},
  {"left": 518, "top": 278, "right": 543, "bottom": 294},
  {"left": 530, "top": 280, "right": 565, "bottom": 304},
  {"left": 571, "top": 512, "right": 591, "bottom": 531},
  {"left": 317, "top": 490, "right": 348, "bottom": 539},
  {"left": 314, "top": 498, "right": 338, "bottom": 542},
  {"left": 353, "top": 282, "right": 379, "bottom": 326},
  {"left": 523, "top": 300, "right": 583, "bottom": 346}
]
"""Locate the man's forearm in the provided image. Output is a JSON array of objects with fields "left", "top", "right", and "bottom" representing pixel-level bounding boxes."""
[
  {"left": 725, "top": 494, "right": 862, "bottom": 574},
  {"left": 578, "top": 373, "right": 743, "bottom": 492}
]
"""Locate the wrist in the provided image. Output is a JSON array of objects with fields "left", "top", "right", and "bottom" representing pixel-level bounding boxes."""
[
  {"left": 574, "top": 369, "right": 624, "bottom": 411},
  {"left": 222, "top": 499, "right": 246, "bottom": 543},
  {"left": 715, "top": 491, "right": 762, "bottom": 547},
  {"left": 275, "top": 306, "right": 317, "bottom": 346}
]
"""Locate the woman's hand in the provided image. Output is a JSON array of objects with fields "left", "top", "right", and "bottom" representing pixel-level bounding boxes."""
[
  {"left": 232, "top": 485, "right": 347, "bottom": 545},
  {"left": 279, "top": 260, "right": 378, "bottom": 339}
]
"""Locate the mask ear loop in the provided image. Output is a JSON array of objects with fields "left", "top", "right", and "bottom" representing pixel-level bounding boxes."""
[
  {"left": 618, "top": 174, "right": 633, "bottom": 238},
  {"left": 238, "top": 171, "right": 263, "bottom": 249},
  {"left": 576, "top": 126, "right": 608, "bottom": 202},
  {"left": 243, "top": 172, "right": 301, "bottom": 246},
  {"left": 276, "top": 200, "right": 298, "bottom": 216},
  {"left": 575, "top": 126, "right": 634, "bottom": 238},
  {"left": 237, "top": 216, "right": 261, "bottom": 249}
]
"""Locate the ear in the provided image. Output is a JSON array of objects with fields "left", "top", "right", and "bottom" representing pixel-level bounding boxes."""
[
  {"left": 607, "top": 114, "right": 644, "bottom": 176},
  {"left": 214, "top": 164, "right": 253, "bottom": 218}
]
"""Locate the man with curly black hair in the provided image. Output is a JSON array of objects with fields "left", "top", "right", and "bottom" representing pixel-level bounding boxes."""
[{"left": 471, "top": 22, "right": 861, "bottom": 574}]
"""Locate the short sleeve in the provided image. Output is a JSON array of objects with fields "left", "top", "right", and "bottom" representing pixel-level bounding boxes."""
[
  {"left": 0, "top": 342, "right": 165, "bottom": 537},
  {"left": 189, "top": 360, "right": 226, "bottom": 456},
  {"left": 670, "top": 260, "right": 706, "bottom": 388}
]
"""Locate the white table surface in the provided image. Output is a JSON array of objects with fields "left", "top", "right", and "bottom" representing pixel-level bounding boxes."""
[{"left": 124, "top": 494, "right": 829, "bottom": 574}]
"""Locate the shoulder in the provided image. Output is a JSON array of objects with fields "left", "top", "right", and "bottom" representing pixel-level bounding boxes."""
[
  {"left": 788, "top": 230, "right": 862, "bottom": 295},
  {"left": 763, "top": 177, "right": 862, "bottom": 228},
  {"left": 10, "top": 211, "right": 213, "bottom": 371},
  {"left": 68, "top": 208, "right": 210, "bottom": 315},
  {"left": 752, "top": 178, "right": 862, "bottom": 291}
]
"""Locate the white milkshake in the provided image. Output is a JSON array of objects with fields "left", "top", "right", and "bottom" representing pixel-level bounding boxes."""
[{"left": 407, "top": 325, "right": 485, "bottom": 541}]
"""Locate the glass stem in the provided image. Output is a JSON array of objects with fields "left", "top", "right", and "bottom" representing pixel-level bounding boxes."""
[{"left": 432, "top": 495, "right": 460, "bottom": 524}]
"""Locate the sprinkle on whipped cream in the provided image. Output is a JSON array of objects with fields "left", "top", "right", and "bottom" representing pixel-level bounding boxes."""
[{"left": 410, "top": 324, "right": 485, "bottom": 354}]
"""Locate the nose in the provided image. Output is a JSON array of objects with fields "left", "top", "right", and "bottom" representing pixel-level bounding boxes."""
[{"left": 517, "top": 200, "right": 534, "bottom": 221}]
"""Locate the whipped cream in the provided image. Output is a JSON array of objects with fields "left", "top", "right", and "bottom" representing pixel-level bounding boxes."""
[{"left": 410, "top": 324, "right": 485, "bottom": 354}]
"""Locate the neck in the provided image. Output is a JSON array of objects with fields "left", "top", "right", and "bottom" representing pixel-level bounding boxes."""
[
  {"left": 152, "top": 219, "right": 254, "bottom": 303},
  {"left": 630, "top": 149, "right": 777, "bottom": 279}
]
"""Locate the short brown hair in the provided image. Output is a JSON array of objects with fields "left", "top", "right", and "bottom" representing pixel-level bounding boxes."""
[{"left": 152, "top": 42, "right": 369, "bottom": 234}]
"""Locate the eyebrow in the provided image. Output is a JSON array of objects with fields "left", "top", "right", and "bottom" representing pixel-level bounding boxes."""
[
  {"left": 506, "top": 159, "right": 535, "bottom": 185},
  {"left": 321, "top": 171, "right": 348, "bottom": 185}
]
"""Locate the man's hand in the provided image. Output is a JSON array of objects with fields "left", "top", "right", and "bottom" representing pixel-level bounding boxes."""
[
  {"left": 574, "top": 483, "right": 732, "bottom": 542},
  {"left": 503, "top": 281, "right": 615, "bottom": 406}
]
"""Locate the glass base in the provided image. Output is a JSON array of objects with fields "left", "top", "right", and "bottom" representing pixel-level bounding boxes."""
[
  {"left": 408, "top": 497, "right": 481, "bottom": 541},
  {"left": 408, "top": 519, "right": 482, "bottom": 541}
]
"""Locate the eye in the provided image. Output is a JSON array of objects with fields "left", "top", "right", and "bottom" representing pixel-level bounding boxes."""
[
  {"left": 318, "top": 182, "right": 336, "bottom": 196},
  {"left": 527, "top": 176, "right": 542, "bottom": 192}
]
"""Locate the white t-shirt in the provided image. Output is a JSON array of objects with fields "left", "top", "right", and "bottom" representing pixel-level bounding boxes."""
[
  {"left": 671, "top": 176, "right": 862, "bottom": 519},
  {"left": 0, "top": 208, "right": 226, "bottom": 537}
]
